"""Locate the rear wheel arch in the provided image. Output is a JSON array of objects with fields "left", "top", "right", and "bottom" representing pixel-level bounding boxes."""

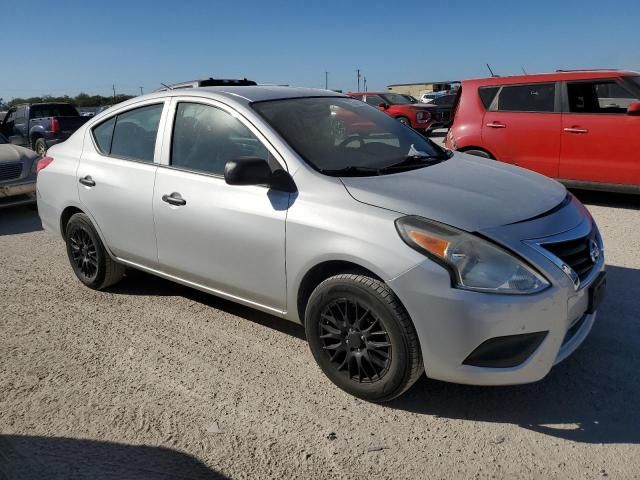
[{"left": 60, "top": 206, "right": 85, "bottom": 238}]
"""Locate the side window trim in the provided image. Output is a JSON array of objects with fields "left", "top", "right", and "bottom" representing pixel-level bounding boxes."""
[
  {"left": 561, "top": 78, "right": 637, "bottom": 115},
  {"left": 158, "top": 96, "right": 288, "bottom": 178},
  {"left": 487, "top": 81, "right": 559, "bottom": 113},
  {"left": 90, "top": 100, "right": 168, "bottom": 164}
]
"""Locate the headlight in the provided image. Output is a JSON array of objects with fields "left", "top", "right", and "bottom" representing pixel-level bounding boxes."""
[
  {"left": 396, "top": 216, "right": 549, "bottom": 294},
  {"left": 416, "top": 111, "right": 431, "bottom": 122}
]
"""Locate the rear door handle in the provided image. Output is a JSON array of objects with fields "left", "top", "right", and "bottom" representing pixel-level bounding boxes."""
[
  {"left": 79, "top": 175, "right": 96, "bottom": 187},
  {"left": 486, "top": 122, "right": 506, "bottom": 128},
  {"left": 162, "top": 192, "right": 187, "bottom": 206},
  {"left": 564, "top": 127, "right": 589, "bottom": 134}
]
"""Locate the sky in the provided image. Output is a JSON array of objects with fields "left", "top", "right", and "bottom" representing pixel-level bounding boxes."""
[{"left": 1, "top": 0, "right": 639, "bottom": 100}]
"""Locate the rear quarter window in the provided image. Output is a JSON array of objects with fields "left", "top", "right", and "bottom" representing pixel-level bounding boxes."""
[{"left": 478, "top": 87, "right": 499, "bottom": 109}]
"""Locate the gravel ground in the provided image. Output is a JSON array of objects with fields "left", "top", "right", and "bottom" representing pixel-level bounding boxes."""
[{"left": 1, "top": 191, "right": 639, "bottom": 480}]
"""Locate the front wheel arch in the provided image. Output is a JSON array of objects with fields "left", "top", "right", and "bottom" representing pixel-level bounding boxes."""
[{"left": 458, "top": 146, "right": 495, "bottom": 159}]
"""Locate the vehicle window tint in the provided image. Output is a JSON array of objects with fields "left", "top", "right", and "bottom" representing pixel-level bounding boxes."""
[
  {"left": 478, "top": 87, "right": 499, "bottom": 109},
  {"left": 495, "top": 83, "right": 555, "bottom": 112},
  {"left": 92, "top": 116, "right": 116, "bottom": 154},
  {"left": 364, "top": 95, "right": 385, "bottom": 107},
  {"left": 567, "top": 80, "right": 636, "bottom": 114},
  {"left": 31, "top": 104, "right": 79, "bottom": 118},
  {"left": 110, "top": 104, "right": 163, "bottom": 162},
  {"left": 171, "top": 102, "right": 269, "bottom": 176}
]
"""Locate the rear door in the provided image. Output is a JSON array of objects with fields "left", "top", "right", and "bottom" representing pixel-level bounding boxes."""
[
  {"left": 559, "top": 78, "right": 640, "bottom": 186},
  {"left": 78, "top": 100, "right": 168, "bottom": 266},
  {"left": 10, "top": 106, "right": 29, "bottom": 146},
  {"left": 481, "top": 82, "right": 561, "bottom": 177}
]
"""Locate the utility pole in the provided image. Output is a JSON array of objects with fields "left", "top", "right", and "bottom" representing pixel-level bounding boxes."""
[
  {"left": 139, "top": 86, "right": 144, "bottom": 95},
  {"left": 363, "top": 76, "right": 367, "bottom": 92},
  {"left": 356, "top": 69, "right": 361, "bottom": 91},
  {"left": 112, "top": 84, "right": 116, "bottom": 101},
  {"left": 324, "top": 71, "right": 329, "bottom": 90}
]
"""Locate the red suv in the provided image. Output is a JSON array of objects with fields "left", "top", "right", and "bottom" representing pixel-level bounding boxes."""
[
  {"left": 348, "top": 92, "right": 433, "bottom": 133},
  {"left": 446, "top": 70, "right": 640, "bottom": 192}
]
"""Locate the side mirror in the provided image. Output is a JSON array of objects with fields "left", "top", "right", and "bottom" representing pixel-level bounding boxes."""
[
  {"left": 627, "top": 101, "right": 640, "bottom": 116},
  {"left": 224, "top": 157, "right": 296, "bottom": 192},
  {"left": 378, "top": 102, "right": 390, "bottom": 110}
]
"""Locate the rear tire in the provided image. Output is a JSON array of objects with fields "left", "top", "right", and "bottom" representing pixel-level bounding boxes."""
[
  {"left": 34, "top": 138, "right": 47, "bottom": 157},
  {"left": 64, "top": 213, "right": 124, "bottom": 290},
  {"left": 305, "top": 274, "right": 423, "bottom": 402},
  {"left": 462, "top": 148, "right": 492, "bottom": 159}
]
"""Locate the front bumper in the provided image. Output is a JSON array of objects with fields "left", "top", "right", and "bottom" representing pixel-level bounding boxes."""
[
  {"left": 0, "top": 180, "right": 37, "bottom": 207},
  {"left": 388, "top": 204, "right": 604, "bottom": 386}
]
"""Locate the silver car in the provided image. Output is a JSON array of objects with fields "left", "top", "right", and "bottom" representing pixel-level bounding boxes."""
[
  {"left": 0, "top": 133, "right": 39, "bottom": 207},
  {"left": 36, "top": 86, "right": 606, "bottom": 401}
]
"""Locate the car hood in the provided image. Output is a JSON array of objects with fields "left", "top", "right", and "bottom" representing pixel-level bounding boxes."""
[
  {"left": 340, "top": 152, "right": 567, "bottom": 231},
  {"left": 0, "top": 144, "right": 37, "bottom": 163}
]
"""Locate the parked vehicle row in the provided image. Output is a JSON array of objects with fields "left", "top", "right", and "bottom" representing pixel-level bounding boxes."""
[
  {"left": 446, "top": 70, "right": 640, "bottom": 193},
  {"left": 37, "top": 81, "right": 605, "bottom": 401},
  {"left": 0, "top": 102, "right": 89, "bottom": 156}
]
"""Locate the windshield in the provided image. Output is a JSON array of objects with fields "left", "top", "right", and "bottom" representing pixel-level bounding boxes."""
[
  {"left": 252, "top": 97, "right": 447, "bottom": 176},
  {"left": 0, "top": 133, "right": 7, "bottom": 144},
  {"left": 381, "top": 93, "right": 412, "bottom": 105},
  {"left": 625, "top": 76, "right": 640, "bottom": 93}
]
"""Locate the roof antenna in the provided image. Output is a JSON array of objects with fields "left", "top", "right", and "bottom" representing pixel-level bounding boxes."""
[
  {"left": 486, "top": 63, "right": 497, "bottom": 77},
  {"left": 160, "top": 82, "right": 173, "bottom": 90},
  {"left": 521, "top": 66, "right": 528, "bottom": 75}
]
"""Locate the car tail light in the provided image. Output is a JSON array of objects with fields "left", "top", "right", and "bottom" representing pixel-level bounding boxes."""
[
  {"left": 51, "top": 118, "right": 60, "bottom": 133},
  {"left": 36, "top": 156, "right": 53, "bottom": 174}
]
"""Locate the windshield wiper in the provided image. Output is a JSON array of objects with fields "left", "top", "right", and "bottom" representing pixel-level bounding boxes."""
[{"left": 319, "top": 165, "right": 383, "bottom": 176}]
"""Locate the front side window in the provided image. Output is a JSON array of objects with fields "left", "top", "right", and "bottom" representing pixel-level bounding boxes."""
[
  {"left": 494, "top": 83, "right": 556, "bottom": 112},
  {"left": 106, "top": 104, "right": 163, "bottom": 162},
  {"left": 364, "top": 95, "right": 385, "bottom": 107},
  {"left": 253, "top": 97, "right": 448, "bottom": 176},
  {"left": 567, "top": 80, "right": 637, "bottom": 114},
  {"left": 171, "top": 102, "right": 269, "bottom": 176}
]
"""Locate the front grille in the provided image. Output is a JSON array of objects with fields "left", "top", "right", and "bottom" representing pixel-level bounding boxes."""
[
  {"left": 0, "top": 162, "right": 23, "bottom": 182},
  {"left": 541, "top": 233, "right": 596, "bottom": 282}
]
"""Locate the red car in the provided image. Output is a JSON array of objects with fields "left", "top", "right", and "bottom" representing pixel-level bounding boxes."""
[
  {"left": 347, "top": 92, "right": 433, "bottom": 133},
  {"left": 446, "top": 70, "right": 640, "bottom": 192}
]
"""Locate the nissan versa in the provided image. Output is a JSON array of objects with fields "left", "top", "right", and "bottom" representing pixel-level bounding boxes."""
[{"left": 36, "top": 83, "right": 606, "bottom": 402}]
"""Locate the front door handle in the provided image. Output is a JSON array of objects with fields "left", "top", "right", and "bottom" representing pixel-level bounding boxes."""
[
  {"left": 162, "top": 192, "right": 187, "bottom": 206},
  {"left": 486, "top": 122, "right": 506, "bottom": 128},
  {"left": 79, "top": 175, "right": 96, "bottom": 187},
  {"left": 564, "top": 127, "right": 589, "bottom": 134}
]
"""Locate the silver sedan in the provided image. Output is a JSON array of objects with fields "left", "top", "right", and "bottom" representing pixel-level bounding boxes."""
[
  {"left": 0, "top": 133, "right": 39, "bottom": 207},
  {"left": 36, "top": 85, "right": 605, "bottom": 401}
]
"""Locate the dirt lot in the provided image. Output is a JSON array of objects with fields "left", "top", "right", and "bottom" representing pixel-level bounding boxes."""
[{"left": 1, "top": 191, "right": 639, "bottom": 480}]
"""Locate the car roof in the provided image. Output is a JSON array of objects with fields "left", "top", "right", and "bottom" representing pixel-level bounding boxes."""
[
  {"left": 151, "top": 86, "right": 345, "bottom": 104},
  {"left": 461, "top": 70, "right": 639, "bottom": 87}
]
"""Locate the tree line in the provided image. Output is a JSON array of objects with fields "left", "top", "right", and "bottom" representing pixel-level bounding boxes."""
[{"left": 0, "top": 93, "right": 136, "bottom": 110}]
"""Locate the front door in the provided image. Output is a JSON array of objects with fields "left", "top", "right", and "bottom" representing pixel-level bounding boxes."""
[
  {"left": 559, "top": 78, "right": 640, "bottom": 186},
  {"left": 481, "top": 82, "right": 561, "bottom": 177},
  {"left": 78, "top": 101, "right": 167, "bottom": 266},
  {"left": 153, "top": 100, "right": 288, "bottom": 312}
]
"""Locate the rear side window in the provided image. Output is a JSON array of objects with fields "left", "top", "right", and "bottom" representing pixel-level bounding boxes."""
[
  {"left": 494, "top": 83, "right": 555, "bottom": 112},
  {"left": 478, "top": 87, "right": 499, "bottom": 109},
  {"left": 567, "top": 80, "right": 637, "bottom": 114},
  {"left": 364, "top": 95, "right": 385, "bottom": 107},
  {"left": 93, "top": 116, "right": 115, "bottom": 153},
  {"left": 31, "top": 104, "right": 79, "bottom": 118},
  {"left": 93, "top": 104, "right": 163, "bottom": 162}
]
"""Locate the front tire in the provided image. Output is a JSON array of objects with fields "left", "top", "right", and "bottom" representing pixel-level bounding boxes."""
[
  {"left": 462, "top": 148, "right": 492, "bottom": 159},
  {"left": 396, "top": 116, "right": 411, "bottom": 127},
  {"left": 65, "top": 213, "right": 125, "bottom": 290},
  {"left": 305, "top": 274, "right": 423, "bottom": 402}
]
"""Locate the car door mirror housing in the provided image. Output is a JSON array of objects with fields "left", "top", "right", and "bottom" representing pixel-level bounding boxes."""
[
  {"left": 627, "top": 101, "right": 640, "bottom": 116},
  {"left": 378, "top": 102, "right": 390, "bottom": 110},
  {"left": 224, "top": 157, "right": 296, "bottom": 192}
]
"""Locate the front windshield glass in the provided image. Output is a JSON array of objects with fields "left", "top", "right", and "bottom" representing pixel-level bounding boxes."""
[
  {"left": 625, "top": 76, "right": 640, "bottom": 92},
  {"left": 252, "top": 97, "right": 447, "bottom": 176},
  {"left": 0, "top": 133, "right": 8, "bottom": 144},
  {"left": 381, "top": 93, "right": 412, "bottom": 105}
]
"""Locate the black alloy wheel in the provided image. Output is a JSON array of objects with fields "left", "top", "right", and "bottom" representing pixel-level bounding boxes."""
[
  {"left": 68, "top": 225, "right": 99, "bottom": 282},
  {"left": 319, "top": 298, "right": 392, "bottom": 383}
]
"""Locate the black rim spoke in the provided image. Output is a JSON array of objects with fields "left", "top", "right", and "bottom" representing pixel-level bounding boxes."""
[
  {"left": 69, "top": 227, "right": 98, "bottom": 281},
  {"left": 319, "top": 298, "right": 392, "bottom": 384}
]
